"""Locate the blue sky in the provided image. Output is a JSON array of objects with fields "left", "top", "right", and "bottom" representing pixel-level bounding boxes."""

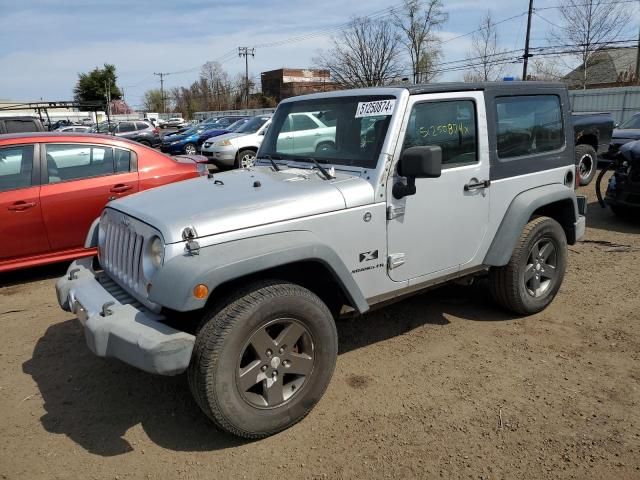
[{"left": 0, "top": 0, "right": 638, "bottom": 107}]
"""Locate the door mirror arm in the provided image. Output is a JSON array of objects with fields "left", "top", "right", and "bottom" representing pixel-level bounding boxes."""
[
  {"left": 392, "top": 146, "right": 442, "bottom": 200},
  {"left": 392, "top": 177, "right": 416, "bottom": 199}
]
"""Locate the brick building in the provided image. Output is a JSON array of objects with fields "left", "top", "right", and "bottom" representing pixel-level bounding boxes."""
[{"left": 261, "top": 68, "right": 340, "bottom": 102}]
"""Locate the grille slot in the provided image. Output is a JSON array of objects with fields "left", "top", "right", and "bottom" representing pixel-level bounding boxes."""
[{"left": 102, "top": 218, "right": 145, "bottom": 293}]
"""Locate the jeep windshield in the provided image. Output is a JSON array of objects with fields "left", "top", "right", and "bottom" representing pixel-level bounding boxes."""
[{"left": 260, "top": 95, "right": 395, "bottom": 169}]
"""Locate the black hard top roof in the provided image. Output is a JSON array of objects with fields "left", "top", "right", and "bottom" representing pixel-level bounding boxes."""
[{"left": 404, "top": 81, "right": 567, "bottom": 95}]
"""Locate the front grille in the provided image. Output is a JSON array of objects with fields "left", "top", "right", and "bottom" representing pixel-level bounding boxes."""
[
  {"left": 102, "top": 218, "right": 145, "bottom": 292},
  {"left": 97, "top": 272, "right": 145, "bottom": 310}
]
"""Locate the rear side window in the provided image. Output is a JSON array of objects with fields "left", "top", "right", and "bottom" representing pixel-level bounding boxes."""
[
  {"left": 496, "top": 95, "right": 564, "bottom": 159},
  {"left": 292, "top": 114, "right": 319, "bottom": 131},
  {"left": 0, "top": 145, "right": 34, "bottom": 192},
  {"left": 118, "top": 122, "right": 135, "bottom": 133},
  {"left": 115, "top": 148, "right": 133, "bottom": 172},
  {"left": 5, "top": 119, "right": 38, "bottom": 133},
  {"left": 403, "top": 100, "right": 478, "bottom": 166},
  {"left": 135, "top": 122, "right": 150, "bottom": 130},
  {"left": 45, "top": 144, "right": 114, "bottom": 183}
]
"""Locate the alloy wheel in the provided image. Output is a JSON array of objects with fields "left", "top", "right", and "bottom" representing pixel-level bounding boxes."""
[
  {"left": 236, "top": 318, "right": 315, "bottom": 409},
  {"left": 240, "top": 153, "right": 255, "bottom": 168},
  {"left": 524, "top": 238, "right": 558, "bottom": 297},
  {"left": 185, "top": 144, "right": 197, "bottom": 155}
]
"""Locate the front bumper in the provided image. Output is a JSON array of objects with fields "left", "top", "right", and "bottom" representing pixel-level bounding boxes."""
[
  {"left": 160, "top": 143, "right": 184, "bottom": 154},
  {"left": 200, "top": 145, "right": 236, "bottom": 166},
  {"left": 56, "top": 259, "right": 195, "bottom": 376}
]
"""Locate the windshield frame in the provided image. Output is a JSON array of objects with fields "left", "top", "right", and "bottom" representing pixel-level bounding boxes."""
[{"left": 258, "top": 94, "right": 396, "bottom": 170}]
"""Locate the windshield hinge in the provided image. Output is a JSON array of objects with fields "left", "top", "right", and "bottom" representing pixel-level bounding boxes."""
[
  {"left": 387, "top": 205, "right": 405, "bottom": 220},
  {"left": 388, "top": 253, "right": 405, "bottom": 270}
]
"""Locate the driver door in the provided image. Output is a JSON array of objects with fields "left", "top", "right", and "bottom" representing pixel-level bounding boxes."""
[{"left": 386, "top": 92, "right": 491, "bottom": 282}]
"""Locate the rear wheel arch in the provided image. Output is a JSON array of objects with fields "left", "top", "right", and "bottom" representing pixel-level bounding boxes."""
[{"left": 484, "top": 185, "right": 579, "bottom": 267}]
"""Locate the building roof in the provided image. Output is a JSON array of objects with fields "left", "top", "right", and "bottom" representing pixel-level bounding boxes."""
[{"left": 563, "top": 47, "right": 638, "bottom": 87}]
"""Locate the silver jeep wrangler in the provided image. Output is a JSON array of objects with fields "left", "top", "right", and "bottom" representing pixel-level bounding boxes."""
[{"left": 57, "top": 82, "right": 586, "bottom": 439}]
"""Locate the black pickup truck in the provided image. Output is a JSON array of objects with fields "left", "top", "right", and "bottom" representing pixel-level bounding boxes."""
[{"left": 572, "top": 112, "right": 614, "bottom": 186}]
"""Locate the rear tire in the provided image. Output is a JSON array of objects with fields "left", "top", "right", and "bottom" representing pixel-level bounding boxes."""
[
  {"left": 489, "top": 216, "right": 567, "bottom": 315},
  {"left": 575, "top": 144, "right": 597, "bottom": 186},
  {"left": 188, "top": 280, "right": 338, "bottom": 439}
]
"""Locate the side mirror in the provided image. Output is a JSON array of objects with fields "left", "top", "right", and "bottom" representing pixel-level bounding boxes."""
[{"left": 393, "top": 146, "right": 442, "bottom": 199}]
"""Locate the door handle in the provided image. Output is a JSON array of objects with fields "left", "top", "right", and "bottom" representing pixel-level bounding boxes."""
[
  {"left": 110, "top": 184, "right": 133, "bottom": 193},
  {"left": 8, "top": 201, "right": 36, "bottom": 211},
  {"left": 464, "top": 180, "right": 491, "bottom": 191}
]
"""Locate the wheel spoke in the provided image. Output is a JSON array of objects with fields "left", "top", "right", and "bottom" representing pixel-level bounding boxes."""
[
  {"left": 275, "top": 322, "right": 306, "bottom": 350},
  {"left": 524, "top": 264, "right": 536, "bottom": 282},
  {"left": 539, "top": 242, "right": 553, "bottom": 261},
  {"left": 541, "top": 264, "right": 557, "bottom": 281},
  {"left": 285, "top": 352, "right": 314, "bottom": 376},
  {"left": 530, "top": 242, "right": 540, "bottom": 260},
  {"left": 238, "top": 360, "right": 263, "bottom": 392},
  {"left": 249, "top": 328, "right": 276, "bottom": 360},
  {"left": 264, "top": 376, "right": 284, "bottom": 406},
  {"left": 530, "top": 274, "right": 541, "bottom": 295}
]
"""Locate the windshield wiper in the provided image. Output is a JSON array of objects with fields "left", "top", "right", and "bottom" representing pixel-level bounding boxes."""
[
  {"left": 260, "top": 154, "right": 282, "bottom": 171},
  {"left": 304, "top": 157, "right": 334, "bottom": 180}
]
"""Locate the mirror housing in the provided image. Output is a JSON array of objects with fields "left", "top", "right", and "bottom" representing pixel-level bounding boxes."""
[
  {"left": 393, "top": 146, "right": 442, "bottom": 199},
  {"left": 398, "top": 146, "right": 442, "bottom": 178}
]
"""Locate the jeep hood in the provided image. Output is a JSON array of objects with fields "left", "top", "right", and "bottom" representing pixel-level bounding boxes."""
[{"left": 109, "top": 166, "right": 374, "bottom": 244}]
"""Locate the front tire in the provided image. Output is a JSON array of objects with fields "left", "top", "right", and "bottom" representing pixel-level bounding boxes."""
[
  {"left": 235, "top": 149, "right": 256, "bottom": 169},
  {"left": 188, "top": 280, "right": 338, "bottom": 439},
  {"left": 575, "top": 144, "right": 597, "bottom": 186},
  {"left": 489, "top": 216, "right": 567, "bottom": 315},
  {"left": 184, "top": 143, "right": 197, "bottom": 155}
]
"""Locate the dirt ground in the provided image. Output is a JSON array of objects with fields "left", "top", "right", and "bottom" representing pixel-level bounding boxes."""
[{"left": 1, "top": 176, "right": 639, "bottom": 480}]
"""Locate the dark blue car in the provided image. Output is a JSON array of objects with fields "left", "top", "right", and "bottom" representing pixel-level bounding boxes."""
[{"left": 160, "top": 124, "right": 211, "bottom": 155}]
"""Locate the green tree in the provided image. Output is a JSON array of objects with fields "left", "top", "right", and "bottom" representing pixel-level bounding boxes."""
[
  {"left": 142, "top": 89, "right": 165, "bottom": 112},
  {"left": 73, "top": 64, "right": 122, "bottom": 102}
]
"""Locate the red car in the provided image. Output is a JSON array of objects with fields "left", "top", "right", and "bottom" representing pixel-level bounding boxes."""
[{"left": 0, "top": 133, "right": 206, "bottom": 272}]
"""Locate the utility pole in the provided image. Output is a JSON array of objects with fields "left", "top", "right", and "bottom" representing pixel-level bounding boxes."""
[
  {"left": 522, "top": 0, "right": 534, "bottom": 81},
  {"left": 238, "top": 47, "right": 255, "bottom": 109},
  {"left": 635, "top": 25, "right": 640, "bottom": 85},
  {"left": 104, "top": 79, "right": 112, "bottom": 116},
  {"left": 154, "top": 72, "right": 169, "bottom": 113}
]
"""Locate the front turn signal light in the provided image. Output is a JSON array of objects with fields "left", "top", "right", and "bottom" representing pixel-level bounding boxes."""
[{"left": 193, "top": 284, "right": 209, "bottom": 299}]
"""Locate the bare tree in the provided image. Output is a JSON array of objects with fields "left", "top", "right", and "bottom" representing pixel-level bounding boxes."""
[
  {"left": 464, "top": 11, "right": 508, "bottom": 82},
  {"left": 315, "top": 17, "right": 403, "bottom": 87},
  {"left": 549, "top": 0, "right": 627, "bottom": 89},
  {"left": 392, "top": 0, "right": 448, "bottom": 83},
  {"left": 528, "top": 57, "right": 565, "bottom": 81}
]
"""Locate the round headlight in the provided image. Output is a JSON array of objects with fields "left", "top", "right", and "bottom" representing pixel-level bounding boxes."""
[{"left": 149, "top": 236, "right": 164, "bottom": 268}]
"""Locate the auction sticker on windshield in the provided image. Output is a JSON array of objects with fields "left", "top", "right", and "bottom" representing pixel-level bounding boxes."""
[{"left": 355, "top": 100, "right": 396, "bottom": 118}]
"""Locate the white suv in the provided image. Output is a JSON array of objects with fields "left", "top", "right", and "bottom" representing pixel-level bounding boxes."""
[{"left": 200, "top": 115, "right": 272, "bottom": 168}]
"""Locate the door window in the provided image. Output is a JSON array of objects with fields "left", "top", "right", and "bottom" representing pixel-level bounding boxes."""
[
  {"left": 45, "top": 144, "right": 114, "bottom": 183},
  {"left": 0, "top": 145, "right": 34, "bottom": 192},
  {"left": 496, "top": 95, "right": 563, "bottom": 158},
  {"left": 403, "top": 100, "right": 478, "bottom": 166},
  {"left": 5, "top": 120, "right": 38, "bottom": 133},
  {"left": 135, "top": 122, "right": 150, "bottom": 131}
]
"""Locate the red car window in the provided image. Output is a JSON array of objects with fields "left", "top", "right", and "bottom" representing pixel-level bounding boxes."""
[
  {"left": 0, "top": 144, "right": 34, "bottom": 192},
  {"left": 45, "top": 144, "right": 115, "bottom": 183}
]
